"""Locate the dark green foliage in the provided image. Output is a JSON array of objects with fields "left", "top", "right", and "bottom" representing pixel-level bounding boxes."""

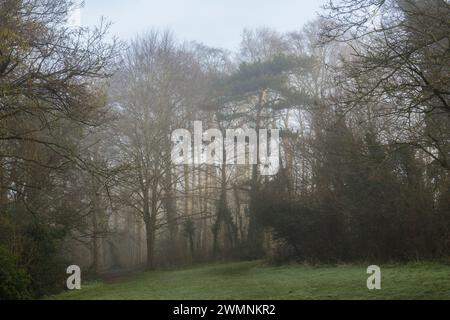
[
  {"left": 257, "top": 119, "right": 449, "bottom": 263},
  {"left": 212, "top": 196, "right": 238, "bottom": 259},
  {"left": 0, "top": 208, "right": 68, "bottom": 298},
  {"left": 20, "top": 224, "right": 67, "bottom": 297},
  {"left": 214, "top": 54, "right": 314, "bottom": 105},
  {"left": 0, "top": 246, "right": 31, "bottom": 300}
]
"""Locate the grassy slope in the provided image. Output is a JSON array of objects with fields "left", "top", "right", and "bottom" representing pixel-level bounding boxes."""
[{"left": 50, "top": 261, "right": 450, "bottom": 300}]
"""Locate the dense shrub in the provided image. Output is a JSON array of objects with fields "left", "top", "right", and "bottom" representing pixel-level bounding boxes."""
[
  {"left": 0, "top": 246, "right": 31, "bottom": 300},
  {"left": 0, "top": 209, "right": 68, "bottom": 298},
  {"left": 256, "top": 146, "right": 448, "bottom": 264},
  {"left": 21, "top": 224, "right": 68, "bottom": 297}
]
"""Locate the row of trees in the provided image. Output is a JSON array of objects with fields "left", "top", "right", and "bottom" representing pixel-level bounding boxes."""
[
  {"left": 0, "top": 0, "right": 118, "bottom": 297},
  {"left": 0, "top": 0, "right": 448, "bottom": 298}
]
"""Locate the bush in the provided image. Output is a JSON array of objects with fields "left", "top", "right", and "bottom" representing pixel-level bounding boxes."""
[
  {"left": 21, "top": 224, "right": 67, "bottom": 297},
  {"left": 1, "top": 208, "right": 68, "bottom": 298},
  {"left": 0, "top": 246, "right": 32, "bottom": 300}
]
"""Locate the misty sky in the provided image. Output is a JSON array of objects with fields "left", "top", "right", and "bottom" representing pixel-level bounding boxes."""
[{"left": 79, "top": 0, "right": 324, "bottom": 51}]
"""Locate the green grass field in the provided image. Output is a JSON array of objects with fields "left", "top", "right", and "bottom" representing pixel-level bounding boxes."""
[{"left": 50, "top": 261, "right": 450, "bottom": 300}]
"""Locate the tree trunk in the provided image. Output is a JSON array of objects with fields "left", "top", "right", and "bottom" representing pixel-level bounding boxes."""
[
  {"left": 164, "top": 167, "right": 179, "bottom": 263},
  {"left": 247, "top": 89, "right": 266, "bottom": 258},
  {"left": 143, "top": 187, "right": 155, "bottom": 269},
  {"left": 145, "top": 221, "right": 155, "bottom": 270},
  {"left": 91, "top": 190, "right": 101, "bottom": 274}
]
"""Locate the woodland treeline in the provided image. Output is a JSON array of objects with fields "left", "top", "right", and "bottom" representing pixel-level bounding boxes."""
[{"left": 0, "top": 0, "right": 449, "bottom": 299}]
